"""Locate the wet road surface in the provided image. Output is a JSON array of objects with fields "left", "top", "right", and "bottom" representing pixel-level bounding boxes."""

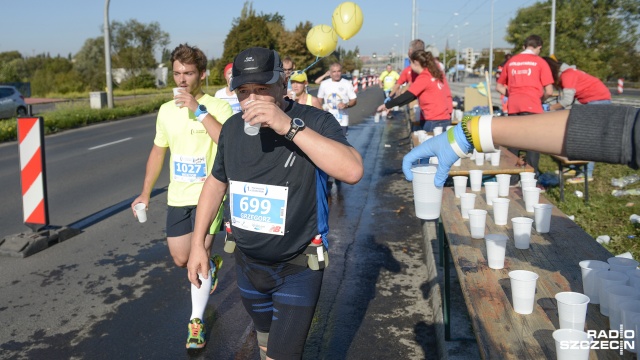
[{"left": 0, "top": 88, "right": 437, "bottom": 359}]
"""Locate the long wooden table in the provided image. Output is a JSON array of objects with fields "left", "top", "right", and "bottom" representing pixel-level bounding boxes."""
[{"left": 438, "top": 187, "right": 632, "bottom": 359}]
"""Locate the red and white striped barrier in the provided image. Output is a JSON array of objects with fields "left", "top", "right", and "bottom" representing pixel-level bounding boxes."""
[
  {"left": 361, "top": 78, "right": 367, "bottom": 91},
  {"left": 18, "top": 117, "right": 49, "bottom": 228},
  {"left": 352, "top": 77, "right": 358, "bottom": 93},
  {"left": 618, "top": 78, "right": 624, "bottom": 94}
]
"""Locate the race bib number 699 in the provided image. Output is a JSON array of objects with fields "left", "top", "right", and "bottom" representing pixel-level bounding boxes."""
[{"left": 229, "top": 180, "right": 288, "bottom": 235}]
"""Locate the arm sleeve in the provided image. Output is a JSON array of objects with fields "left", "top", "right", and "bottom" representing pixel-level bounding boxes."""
[
  {"left": 565, "top": 105, "right": 640, "bottom": 169},
  {"left": 558, "top": 88, "right": 576, "bottom": 108},
  {"left": 385, "top": 91, "right": 416, "bottom": 109}
]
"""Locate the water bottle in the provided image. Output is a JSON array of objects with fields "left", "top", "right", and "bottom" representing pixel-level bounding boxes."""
[
  {"left": 611, "top": 189, "right": 640, "bottom": 197},
  {"left": 223, "top": 222, "right": 236, "bottom": 253},
  {"left": 306, "top": 235, "right": 328, "bottom": 270},
  {"left": 630, "top": 214, "right": 640, "bottom": 224},
  {"left": 611, "top": 174, "right": 640, "bottom": 188}
]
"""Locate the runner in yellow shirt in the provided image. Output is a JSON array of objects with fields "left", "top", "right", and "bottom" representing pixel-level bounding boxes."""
[
  {"left": 130, "top": 44, "right": 232, "bottom": 350},
  {"left": 379, "top": 64, "right": 400, "bottom": 98}
]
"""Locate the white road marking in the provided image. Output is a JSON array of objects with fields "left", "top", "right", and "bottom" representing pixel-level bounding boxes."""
[{"left": 89, "top": 137, "right": 132, "bottom": 150}]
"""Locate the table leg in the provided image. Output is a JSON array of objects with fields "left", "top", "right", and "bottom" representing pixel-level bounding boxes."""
[
  {"left": 442, "top": 227, "right": 451, "bottom": 341},
  {"left": 558, "top": 163, "right": 565, "bottom": 202},
  {"left": 438, "top": 218, "right": 444, "bottom": 267},
  {"left": 583, "top": 163, "right": 589, "bottom": 203}
]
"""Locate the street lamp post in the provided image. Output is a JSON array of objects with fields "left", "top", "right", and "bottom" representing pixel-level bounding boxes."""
[{"left": 103, "top": 0, "right": 113, "bottom": 109}]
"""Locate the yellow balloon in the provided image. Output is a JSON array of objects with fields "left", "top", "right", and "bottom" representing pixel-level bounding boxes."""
[
  {"left": 332, "top": 2, "right": 364, "bottom": 40},
  {"left": 306, "top": 25, "right": 338, "bottom": 57}
]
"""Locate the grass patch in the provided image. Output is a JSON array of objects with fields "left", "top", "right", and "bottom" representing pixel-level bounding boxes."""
[
  {"left": 0, "top": 94, "right": 171, "bottom": 142},
  {"left": 539, "top": 155, "right": 640, "bottom": 260}
]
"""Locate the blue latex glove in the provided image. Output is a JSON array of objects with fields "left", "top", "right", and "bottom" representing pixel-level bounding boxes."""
[
  {"left": 402, "top": 124, "right": 474, "bottom": 186},
  {"left": 384, "top": 97, "right": 391, "bottom": 104}
]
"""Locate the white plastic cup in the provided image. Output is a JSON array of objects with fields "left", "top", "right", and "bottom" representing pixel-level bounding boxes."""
[
  {"left": 520, "top": 172, "right": 535, "bottom": 181},
  {"left": 523, "top": 187, "right": 541, "bottom": 213},
  {"left": 242, "top": 100, "right": 260, "bottom": 136},
  {"left": 468, "top": 209, "right": 487, "bottom": 239},
  {"left": 620, "top": 305, "right": 640, "bottom": 354},
  {"left": 555, "top": 292, "right": 590, "bottom": 330},
  {"left": 484, "top": 153, "right": 492, "bottom": 162},
  {"left": 492, "top": 198, "right": 510, "bottom": 226},
  {"left": 496, "top": 174, "right": 511, "bottom": 197},
  {"left": 606, "top": 285, "right": 640, "bottom": 329},
  {"left": 509, "top": 270, "right": 539, "bottom": 314},
  {"left": 533, "top": 203, "right": 553, "bottom": 233},
  {"left": 410, "top": 165, "right": 442, "bottom": 220},
  {"left": 484, "top": 182, "right": 499, "bottom": 206},
  {"left": 374, "top": 113, "right": 381, "bottom": 123},
  {"left": 627, "top": 269, "right": 640, "bottom": 290},
  {"left": 596, "top": 271, "right": 630, "bottom": 316},
  {"left": 460, "top": 193, "right": 476, "bottom": 219},
  {"left": 173, "top": 87, "right": 184, "bottom": 107},
  {"left": 134, "top": 203, "right": 147, "bottom": 223},
  {"left": 490, "top": 150, "right": 501, "bottom": 166},
  {"left": 578, "top": 260, "right": 610, "bottom": 304},
  {"left": 475, "top": 152, "right": 485, "bottom": 166},
  {"left": 552, "top": 329, "right": 591, "bottom": 360},
  {"left": 607, "top": 256, "right": 639, "bottom": 274},
  {"left": 469, "top": 170, "right": 483, "bottom": 192},
  {"left": 433, "top": 126, "right": 443, "bottom": 136},
  {"left": 521, "top": 178, "right": 538, "bottom": 189},
  {"left": 485, "top": 234, "right": 508, "bottom": 269},
  {"left": 512, "top": 217, "right": 534, "bottom": 249},
  {"left": 452, "top": 176, "right": 468, "bottom": 198}
]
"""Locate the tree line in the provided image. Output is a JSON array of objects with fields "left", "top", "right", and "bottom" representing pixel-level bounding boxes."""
[{"left": 0, "top": 0, "right": 637, "bottom": 97}]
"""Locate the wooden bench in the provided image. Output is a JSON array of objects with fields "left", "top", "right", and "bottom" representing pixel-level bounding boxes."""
[
  {"left": 436, "top": 186, "right": 631, "bottom": 359},
  {"left": 550, "top": 155, "right": 591, "bottom": 203}
]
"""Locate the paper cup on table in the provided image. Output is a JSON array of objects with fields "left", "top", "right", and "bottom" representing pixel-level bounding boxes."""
[
  {"left": 512, "top": 217, "right": 534, "bottom": 249},
  {"left": 492, "top": 198, "right": 510, "bottom": 226},
  {"left": 555, "top": 292, "right": 590, "bottom": 330},
  {"left": 596, "top": 271, "right": 629, "bottom": 316},
  {"left": 533, "top": 203, "right": 553, "bottom": 233},
  {"left": 484, "top": 182, "right": 499, "bottom": 206},
  {"left": 173, "top": 87, "right": 184, "bottom": 107},
  {"left": 490, "top": 150, "right": 501, "bottom": 166},
  {"left": 620, "top": 302, "right": 640, "bottom": 354},
  {"left": 522, "top": 187, "right": 541, "bottom": 213},
  {"left": 433, "top": 126, "right": 443, "bottom": 136},
  {"left": 606, "top": 285, "right": 640, "bottom": 329},
  {"left": 485, "top": 234, "right": 508, "bottom": 269},
  {"left": 607, "top": 256, "right": 639, "bottom": 274},
  {"left": 627, "top": 269, "right": 640, "bottom": 290},
  {"left": 475, "top": 152, "right": 485, "bottom": 166},
  {"left": 453, "top": 176, "right": 468, "bottom": 198},
  {"left": 509, "top": 270, "right": 539, "bottom": 314},
  {"left": 521, "top": 178, "right": 537, "bottom": 189},
  {"left": 496, "top": 174, "right": 511, "bottom": 197},
  {"left": 578, "top": 260, "right": 610, "bottom": 304},
  {"left": 469, "top": 170, "right": 483, "bottom": 192},
  {"left": 410, "top": 164, "right": 442, "bottom": 220},
  {"left": 553, "top": 329, "right": 591, "bottom": 360},
  {"left": 460, "top": 193, "right": 476, "bottom": 219},
  {"left": 520, "top": 172, "right": 535, "bottom": 181},
  {"left": 133, "top": 203, "right": 147, "bottom": 223},
  {"left": 468, "top": 209, "right": 487, "bottom": 239}
]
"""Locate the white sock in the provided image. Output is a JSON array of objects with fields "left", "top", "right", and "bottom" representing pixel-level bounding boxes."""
[{"left": 190, "top": 261, "right": 212, "bottom": 320}]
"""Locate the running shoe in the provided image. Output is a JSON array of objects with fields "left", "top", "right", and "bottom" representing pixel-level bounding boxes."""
[
  {"left": 554, "top": 168, "right": 577, "bottom": 177},
  {"left": 210, "top": 254, "right": 223, "bottom": 294},
  {"left": 186, "top": 318, "right": 206, "bottom": 349}
]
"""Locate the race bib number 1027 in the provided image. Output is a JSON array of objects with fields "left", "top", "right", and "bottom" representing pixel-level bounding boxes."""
[{"left": 229, "top": 180, "right": 288, "bottom": 235}]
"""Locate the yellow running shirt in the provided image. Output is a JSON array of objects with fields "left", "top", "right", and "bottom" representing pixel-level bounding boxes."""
[{"left": 154, "top": 94, "right": 232, "bottom": 207}]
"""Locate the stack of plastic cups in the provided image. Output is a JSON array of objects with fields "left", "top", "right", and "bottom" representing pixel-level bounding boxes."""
[
  {"left": 619, "top": 305, "right": 640, "bottom": 354},
  {"left": 596, "top": 271, "right": 629, "bottom": 316},
  {"left": 578, "top": 260, "right": 609, "bottom": 304},
  {"left": 606, "top": 285, "right": 640, "bottom": 329}
]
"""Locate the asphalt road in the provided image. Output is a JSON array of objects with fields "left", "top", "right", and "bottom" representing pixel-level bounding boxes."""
[{"left": 0, "top": 88, "right": 437, "bottom": 359}]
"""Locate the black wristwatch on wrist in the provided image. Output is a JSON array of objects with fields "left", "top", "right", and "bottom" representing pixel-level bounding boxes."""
[{"left": 285, "top": 118, "right": 305, "bottom": 141}]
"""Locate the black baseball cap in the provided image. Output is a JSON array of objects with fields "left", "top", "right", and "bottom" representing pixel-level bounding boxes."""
[{"left": 229, "top": 47, "right": 283, "bottom": 91}]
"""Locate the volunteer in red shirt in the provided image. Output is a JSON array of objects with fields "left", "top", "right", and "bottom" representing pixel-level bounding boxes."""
[
  {"left": 377, "top": 50, "right": 452, "bottom": 132},
  {"left": 496, "top": 34, "right": 554, "bottom": 177}
]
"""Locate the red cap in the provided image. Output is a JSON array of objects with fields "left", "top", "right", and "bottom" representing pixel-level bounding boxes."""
[
  {"left": 224, "top": 63, "right": 233, "bottom": 74},
  {"left": 312, "top": 235, "right": 322, "bottom": 245}
]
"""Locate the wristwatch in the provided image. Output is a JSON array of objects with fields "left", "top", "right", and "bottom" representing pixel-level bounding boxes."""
[
  {"left": 195, "top": 104, "right": 208, "bottom": 122},
  {"left": 285, "top": 118, "right": 305, "bottom": 141}
]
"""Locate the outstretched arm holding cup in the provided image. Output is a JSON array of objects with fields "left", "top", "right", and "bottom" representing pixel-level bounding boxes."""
[{"left": 404, "top": 105, "right": 640, "bottom": 186}]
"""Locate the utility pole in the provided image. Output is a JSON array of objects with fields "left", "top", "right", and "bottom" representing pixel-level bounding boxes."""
[
  {"left": 104, "top": 0, "right": 113, "bottom": 109},
  {"left": 549, "top": 0, "right": 556, "bottom": 55}
]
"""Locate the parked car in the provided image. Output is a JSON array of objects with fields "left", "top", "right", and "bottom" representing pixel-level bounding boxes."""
[{"left": 0, "top": 85, "right": 27, "bottom": 119}]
